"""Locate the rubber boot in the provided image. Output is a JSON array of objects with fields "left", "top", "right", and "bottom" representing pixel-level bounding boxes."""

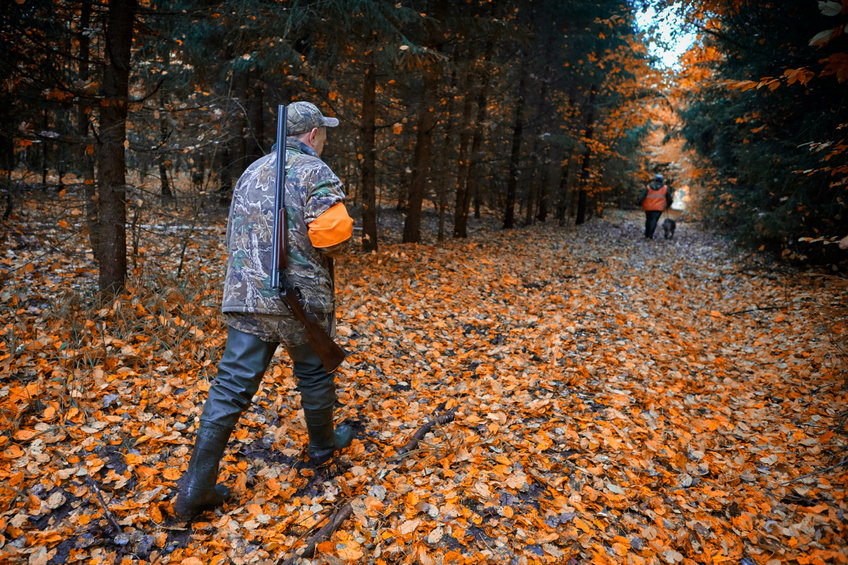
[
  {"left": 174, "top": 327, "right": 277, "bottom": 519},
  {"left": 304, "top": 407, "right": 353, "bottom": 466},
  {"left": 173, "top": 421, "right": 232, "bottom": 520},
  {"left": 289, "top": 342, "right": 352, "bottom": 466}
]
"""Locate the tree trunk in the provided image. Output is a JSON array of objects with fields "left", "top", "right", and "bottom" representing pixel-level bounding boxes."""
[
  {"left": 95, "top": 0, "right": 135, "bottom": 294},
  {"left": 233, "top": 70, "right": 249, "bottom": 172},
  {"left": 217, "top": 71, "right": 247, "bottom": 203},
  {"left": 503, "top": 67, "right": 527, "bottom": 230},
  {"left": 536, "top": 152, "right": 550, "bottom": 223},
  {"left": 403, "top": 0, "right": 446, "bottom": 244},
  {"left": 158, "top": 160, "right": 172, "bottom": 198},
  {"left": 523, "top": 77, "right": 549, "bottom": 227},
  {"left": 555, "top": 151, "right": 571, "bottom": 225},
  {"left": 576, "top": 188, "right": 588, "bottom": 224},
  {"left": 0, "top": 96, "right": 13, "bottom": 179},
  {"left": 575, "top": 86, "right": 597, "bottom": 226},
  {"left": 403, "top": 77, "right": 437, "bottom": 244},
  {"left": 360, "top": 57, "right": 378, "bottom": 252},
  {"left": 158, "top": 96, "right": 173, "bottom": 199},
  {"left": 533, "top": 82, "right": 551, "bottom": 224},
  {"left": 192, "top": 153, "right": 206, "bottom": 191},
  {"left": 434, "top": 71, "right": 457, "bottom": 242},
  {"left": 78, "top": 0, "right": 100, "bottom": 260},
  {"left": 523, "top": 141, "right": 539, "bottom": 227},
  {"left": 246, "top": 72, "right": 265, "bottom": 160},
  {"left": 452, "top": 62, "right": 476, "bottom": 238},
  {"left": 462, "top": 81, "right": 488, "bottom": 232},
  {"left": 216, "top": 146, "right": 232, "bottom": 203},
  {"left": 40, "top": 109, "right": 48, "bottom": 185}
]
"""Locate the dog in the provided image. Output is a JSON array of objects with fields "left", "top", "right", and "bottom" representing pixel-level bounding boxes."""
[{"left": 662, "top": 218, "right": 676, "bottom": 239}]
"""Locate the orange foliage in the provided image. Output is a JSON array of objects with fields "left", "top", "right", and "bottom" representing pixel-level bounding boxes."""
[{"left": 0, "top": 194, "right": 845, "bottom": 564}]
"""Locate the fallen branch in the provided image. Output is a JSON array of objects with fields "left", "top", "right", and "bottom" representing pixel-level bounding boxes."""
[
  {"left": 723, "top": 305, "right": 785, "bottom": 316},
  {"left": 277, "top": 502, "right": 353, "bottom": 565},
  {"left": 275, "top": 405, "right": 460, "bottom": 564},
  {"left": 395, "top": 405, "right": 459, "bottom": 457},
  {"left": 781, "top": 458, "right": 848, "bottom": 486},
  {"left": 86, "top": 475, "right": 123, "bottom": 534}
]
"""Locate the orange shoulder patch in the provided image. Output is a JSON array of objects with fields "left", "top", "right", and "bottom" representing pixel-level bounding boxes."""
[{"left": 308, "top": 202, "right": 353, "bottom": 248}]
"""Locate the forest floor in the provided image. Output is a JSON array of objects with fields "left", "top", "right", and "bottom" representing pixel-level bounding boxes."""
[{"left": 0, "top": 193, "right": 846, "bottom": 565}]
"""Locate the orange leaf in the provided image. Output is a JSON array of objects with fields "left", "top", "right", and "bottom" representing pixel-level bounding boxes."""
[
  {"left": 574, "top": 518, "right": 593, "bottom": 533},
  {"left": 149, "top": 503, "right": 162, "bottom": 523},
  {"left": 2, "top": 444, "right": 24, "bottom": 459}
]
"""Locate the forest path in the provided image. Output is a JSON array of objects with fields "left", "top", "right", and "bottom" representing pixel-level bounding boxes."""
[
  {"left": 333, "top": 210, "right": 847, "bottom": 563},
  {"left": 1, "top": 209, "right": 845, "bottom": 564}
]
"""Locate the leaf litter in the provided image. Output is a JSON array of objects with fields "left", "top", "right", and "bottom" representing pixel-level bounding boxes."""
[{"left": 0, "top": 200, "right": 846, "bottom": 564}]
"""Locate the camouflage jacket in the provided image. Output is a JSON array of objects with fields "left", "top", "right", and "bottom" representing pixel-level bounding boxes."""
[{"left": 222, "top": 138, "right": 347, "bottom": 317}]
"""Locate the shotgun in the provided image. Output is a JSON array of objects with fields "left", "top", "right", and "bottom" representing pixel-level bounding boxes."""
[{"left": 271, "top": 104, "right": 348, "bottom": 373}]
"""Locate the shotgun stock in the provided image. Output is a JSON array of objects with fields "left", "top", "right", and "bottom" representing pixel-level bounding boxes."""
[{"left": 281, "top": 286, "right": 347, "bottom": 373}]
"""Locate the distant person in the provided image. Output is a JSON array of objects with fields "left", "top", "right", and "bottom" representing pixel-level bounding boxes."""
[
  {"left": 638, "top": 173, "right": 673, "bottom": 239},
  {"left": 174, "top": 101, "right": 354, "bottom": 520}
]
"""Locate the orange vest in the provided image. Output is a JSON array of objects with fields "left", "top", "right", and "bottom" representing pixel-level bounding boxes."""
[{"left": 643, "top": 184, "right": 667, "bottom": 211}]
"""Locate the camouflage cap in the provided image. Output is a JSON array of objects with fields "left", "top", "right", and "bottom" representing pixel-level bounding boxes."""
[{"left": 287, "top": 101, "right": 340, "bottom": 135}]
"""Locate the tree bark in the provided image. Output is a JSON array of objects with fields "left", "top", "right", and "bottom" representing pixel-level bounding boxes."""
[
  {"left": 523, "top": 139, "right": 539, "bottom": 227},
  {"left": 523, "top": 76, "right": 549, "bottom": 227},
  {"left": 532, "top": 82, "right": 551, "bottom": 224},
  {"left": 95, "top": 0, "right": 135, "bottom": 294},
  {"left": 78, "top": 0, "right": 100, "bottom": 259},
  {"left": 158, "top": 160, "right": 171, "bottom": 199},
  {"left": 158, "top": 96, "right": 172, "bottom": 199},
  {"left": 402, "top": 78, "right": 436, "bottom": 244},
  {"left": 40, "top": 110, "right": 49, "bottom": 186},
  {"left": 535, "top": 151, "right": 550, "bottom": 223},
  {"left": 230, "top": 70, "right": 249, "bottom": 188},
  {"left": 218, "top": 71, "right": 248, "bottom": 203},
  {"left": 503, "top": 67, "right": 527, "bottom": 230},
  {"left": 0, "top": 96, "right": 13, "bottom": 179},
  {"left": 555, "top": 150, "right": 571, "bottom": 225},
  {"left": 402, "top": 0, "right": 446, "bottom": 244},
  {"left": 452, "top": 62, "right": 476, "bottom": 238},
  {"left": 575, "top": 86, "right": 596, "bottom": 226},
  {"left": 360, "top": 56, "right": 378, "bottom": 252},
  {"left": 458, "top": 55, "right": 490, "bottom": 236},
  {"left": 216, "top": 146, "right": 232, "bottom": 203},
  {"left": 245, "top": 72, "right": 265, "bottom": 161},
  {"left": 435, "top": 70, "right": 457, "bottom": 242}
]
